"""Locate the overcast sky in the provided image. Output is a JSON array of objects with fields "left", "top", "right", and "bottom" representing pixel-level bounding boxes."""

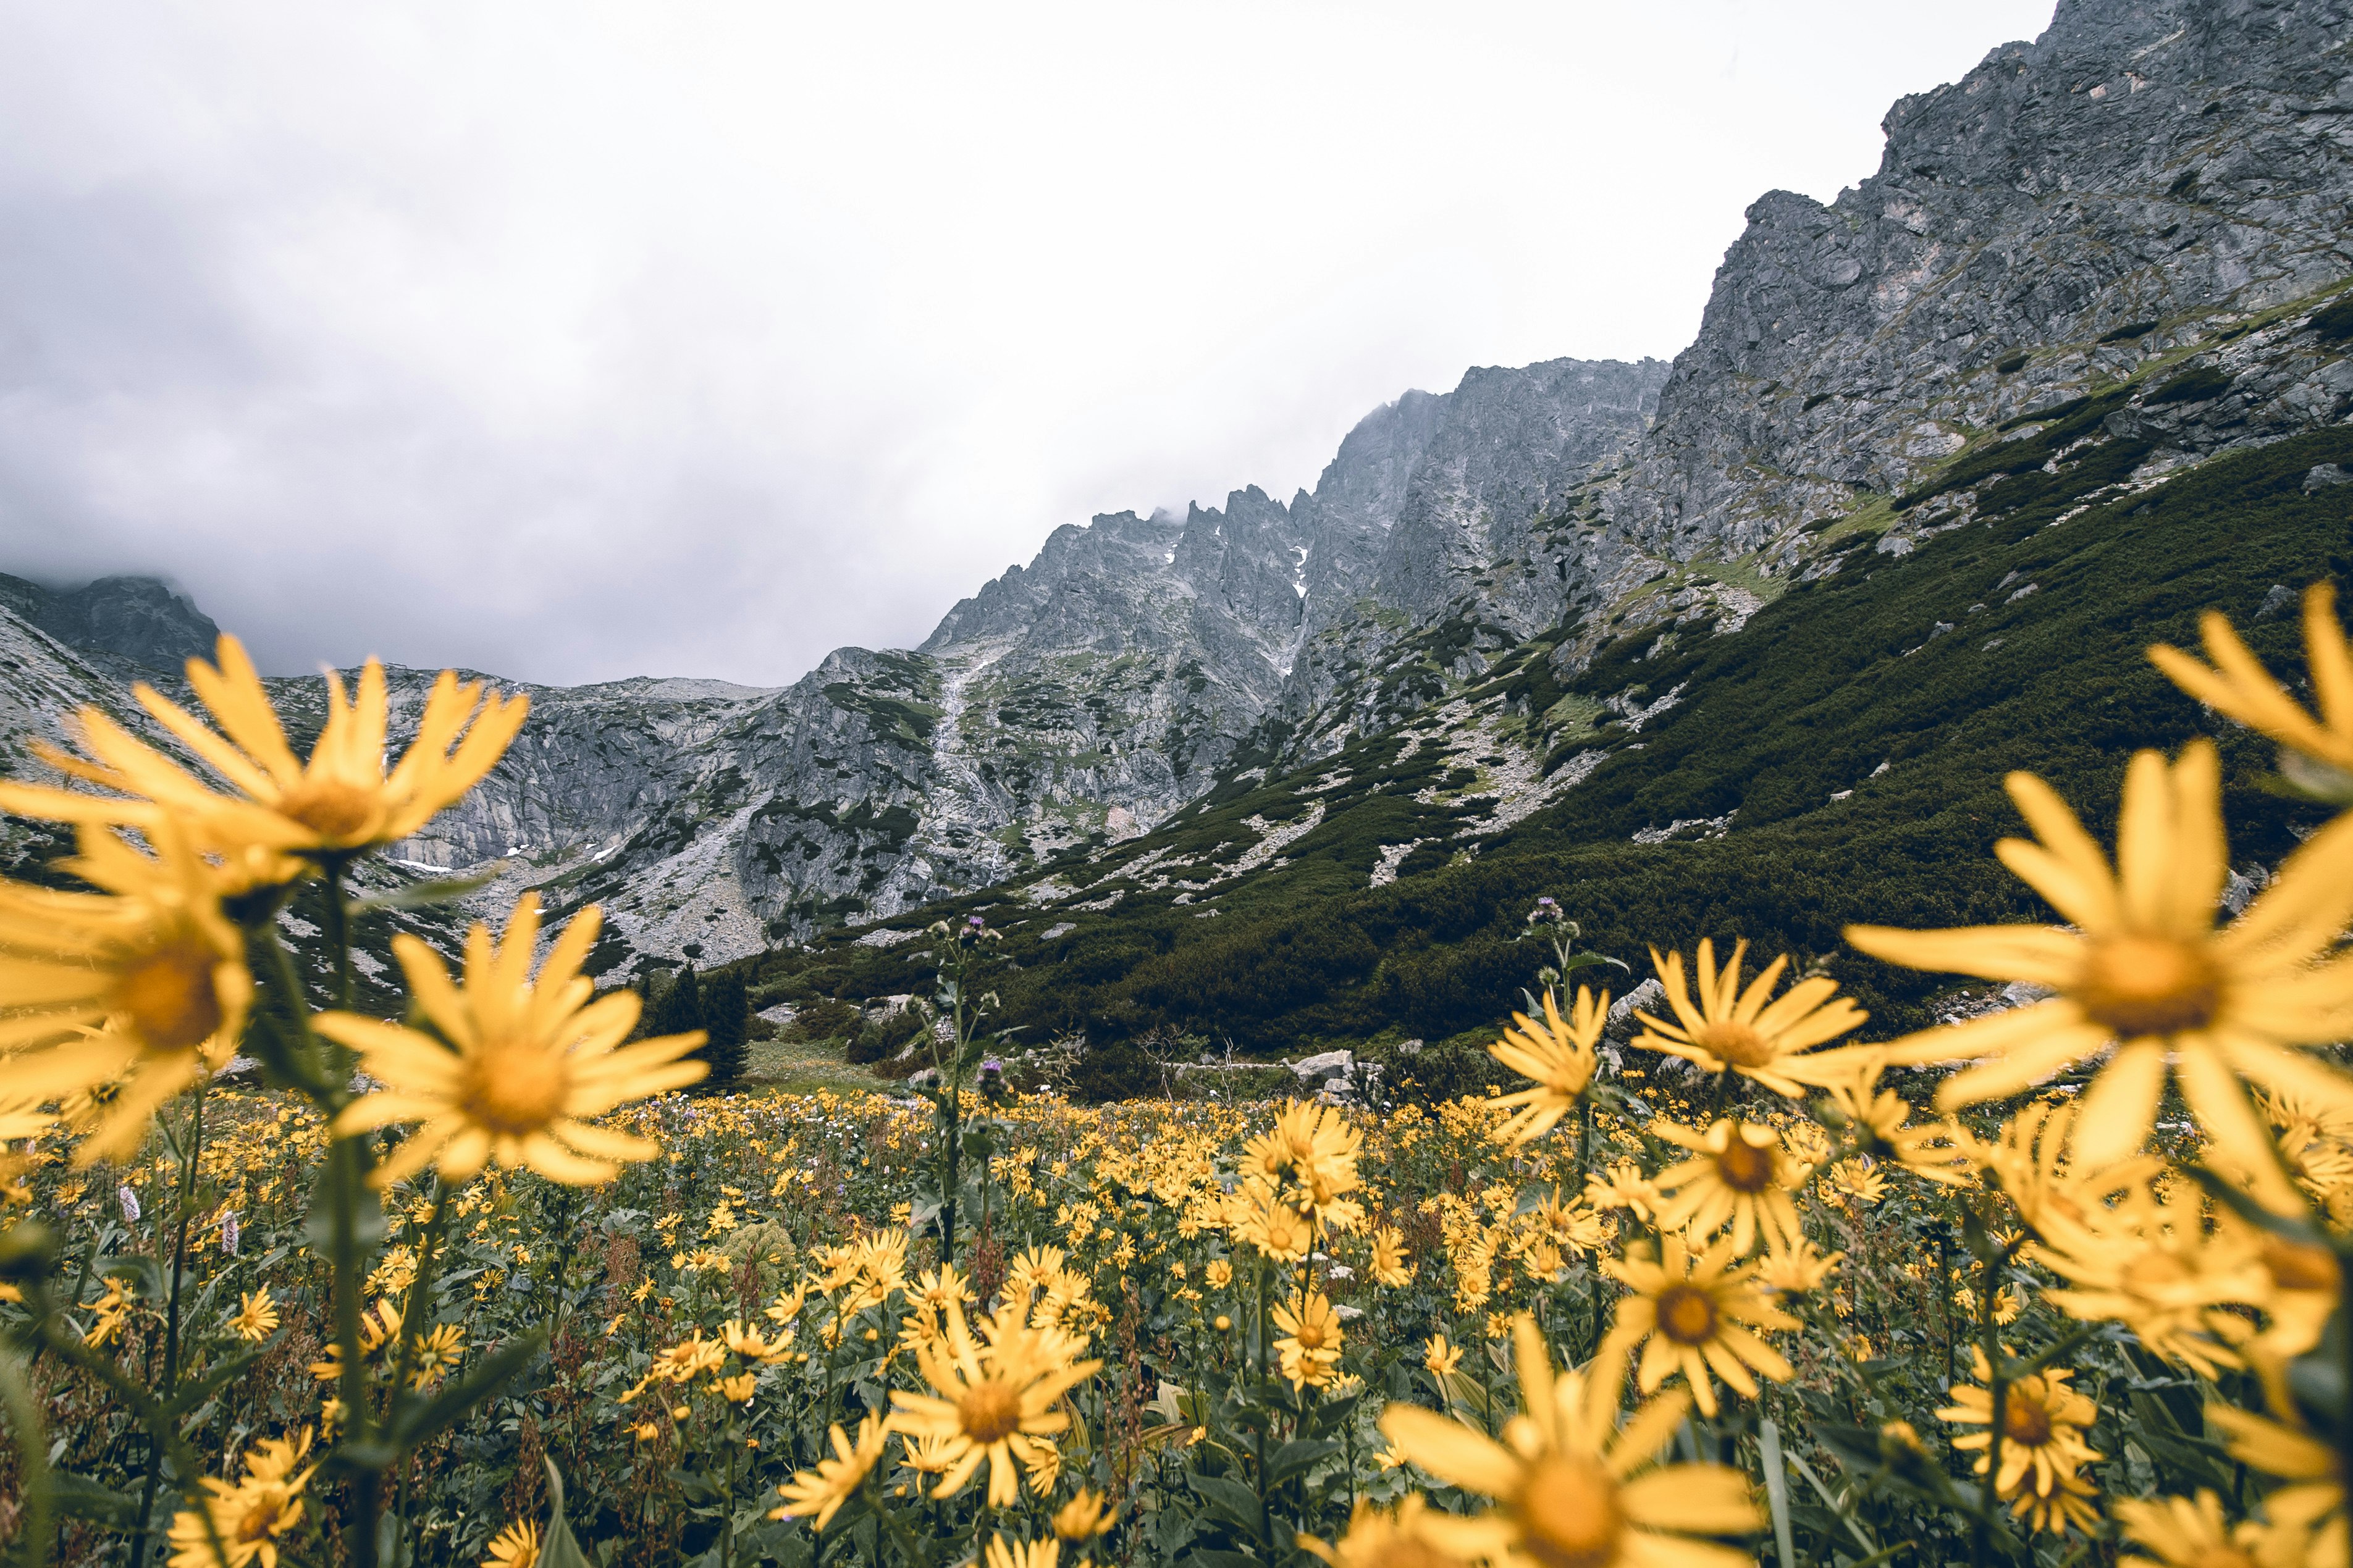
[{"left": 0, "top": 1, "right": 2054, "bottom": 688}]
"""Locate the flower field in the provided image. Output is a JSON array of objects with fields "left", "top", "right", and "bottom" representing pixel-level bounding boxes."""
[{"left": 3, "top": 594, "right": 2353, "bottom": 1568}]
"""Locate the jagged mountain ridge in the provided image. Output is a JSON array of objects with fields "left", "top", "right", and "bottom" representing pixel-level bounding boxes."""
[{"left": 6, "top": 0, "right": 2352, "bottom": 983}]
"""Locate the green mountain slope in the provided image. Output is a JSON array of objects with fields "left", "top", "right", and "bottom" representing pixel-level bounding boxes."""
[{"left": 744, "top": 421, "right": 2353, "bottom": 1070}]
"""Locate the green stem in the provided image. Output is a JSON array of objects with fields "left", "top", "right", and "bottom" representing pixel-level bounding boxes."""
[{"left": 0, "top": 1349, "right": 52, "bottom": 1568}]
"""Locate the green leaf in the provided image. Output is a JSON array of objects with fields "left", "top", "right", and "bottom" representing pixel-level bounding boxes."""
[
  {"left": 387, "top": 1331, "right": 544, "bottom": 1451},
  {"left": 162, "top": 1346, "right": 273, "bottom": 1422},
  {"left": 1187, "top": 1473, "right": 1266, "bottom": 1543},
  {"left": 44, "top": 1470, "right": 138, "bottom": 1528},
  {"left": 541, "top": 1457, "right": 597, "bottom": 1568},
  {"left": 1266, "top": 1438, "right": 1338, "bottom": 1486}
]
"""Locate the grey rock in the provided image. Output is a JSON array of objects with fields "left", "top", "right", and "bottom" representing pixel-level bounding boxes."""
[
  {"left": 0, "top": 572, "right": 219, "bottom": 670},
  {"left": 2257, "top": 584, "right": 2299, "bottom": 620},
  {"left": 2305, "top": 463, "right": 2352, "bottom": 491}
]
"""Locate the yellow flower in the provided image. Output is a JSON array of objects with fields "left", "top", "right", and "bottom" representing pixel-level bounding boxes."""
[
  {"left": 716, "top": 1372, "right": 757, "bottom": 1404},
  {"left": 1828, "top": 1159, "right": 1887, "bottom": 1206},
  {"left": 0, "top": 633, "right": 527, "bottom": 858},
  {"left": 223, "top": 1288, "right": 279, "bottom": 1343},
  {"left": 1815, "top": 1052, "right": 1980, "bottom": 1187},
  {"left": 1604, "top": 1234, "right": 1796, "bottom": 1417},
  {"left": 1300, "top": 1495, "right": 1471, "bottom": 1568},
  {"left": 2116, "top": 1490, "right": 2279, "bottom": 1568},
  {"left": 1633, "top": 939, "right": 1865, "bottom": 1094},
  {"left": 483, "top": 1519, "right": 541, "bottom": 1568},
  {"left": 1937, "top": 1348, "right": 2103, "bottom": 1513},
  {"left": 772, "top": 1413, "right": 886, "bottom": 1531},
  {"left": 1229, "top": 1183, "right": 1316, "bottom": 1262},
  {"left": 653, "top": 1334, "right": 727, "bottom": 1385},
  {"left": 1754, "top": 1239, "right": 1843, "bottom": 1296},
  {"left": 720, "top": 1319, "right": 789, "bottom": 1364},
  {"left": 2150, "top": 581, "right": 2353, "bottom": 788},
  {"left": 1585, "top": 1159, "right": 1661, "bottom": 1222},
  {"left": 1649, "top": 1118, "right": 1810, "bottom": 1257},
  {"left": 2032, "top": 1174, "right": 2268, "bottom": 1379},
  {"left": 1204, "top": 1259, "right": 1234, "bottom": 1291},
  {"left": 2208, "top": 1405, "right": 2347, "bottom": 1568},
  {"left": 1368, "top": 1226, "right": 1413, "bottom": 1287},
  {"left": 1240, "top": 1101, "right": 1365, "bottom": 1231},
  {"left": 1379, "top": 1315, "right": 1759, "bottom": 1568},
  {"left": 166, "top": 1428, "right": 318, "bottom": 1568},
  {"left": 886, "top": 1299, "right": 1101, "bottom": 1506},
  {"left": 321, "top": 894, "right": 707, "bottom": 1187},
  {"left": 1271, "top": 1289, "right": 1344, "bottom": 1390},
  {"left": 979, "top": 1536, "right": 1059, "bottom": 1568},
  {"left": 1486, "top": 986, "right": 1606, "bottom": 1146},
  {"left": 1052, "top": 1488, "right": 1116, "bottom": 1541},
  {"left": 0, "top": 824, "right": 251, "bottom": 1162},
  {"left": 1848, "top": 743, "right": 2353, "bottom": 1202},
  {"left": 1424, "top": 1335, "right": 1465, "bottom": 1376}
]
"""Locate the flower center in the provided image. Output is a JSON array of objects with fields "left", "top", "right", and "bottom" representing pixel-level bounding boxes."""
[
  {"left": 1655, "top": 1283, "right": 1719, "bottom": 1346},
  {"left": 2262, "top": 1236, "right": 2341, "bottom": 1296},
  {"left": 1712, "top": 1132, "right": 1778, "bottom": 1193},
  {"left": 233, "top": 1492, "right": 288, "bottom": 1544},
  {"left": 112, "top": 943, "right": 224, "bottom": 1055},
  {"left": 2077, "top": 934, "right": 2220, "bottom": 1038},
  {"left": 279, "top": 777, "right": 382, "bottom": 842},
  {"left": 1515, "top": 1454, "right": 1625, "bottom": 1568},
  {"left": 1693, "top": 1019, "right": 1776, "bottom": 1068},
  {"left": 466, "top": 1042, "right": 570, "bottom": 1136},
  {"left": 1294, "top": 1319, "right": 1330, "bottom": 1351},
  {"left": 1999, "top": 1385, "right": 2055, "bottom": 1447},
  {"left": 958, "top": 1378, "right": 1024, "bottom": 1445}
]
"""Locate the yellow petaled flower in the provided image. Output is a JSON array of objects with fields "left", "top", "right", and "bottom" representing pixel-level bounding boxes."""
[
  {"left": 1848, "top": 743, "right": 2353, "bottom": 1201},
  {"left": 166, "top": 1428, "right": 318, "bottom": 1568},
  {"left": 1271, "top": 1289, "right": 1344, "bottom": 1390},
  {"left": 1301, "top": 1495, "right": 1472, "bottom": 1568},
  {"left": 2032, "top": 1173, "right": 2270, "bottom": 1379},
  {"left": 1817, "top": 1052, "right": 1979, "bottom": 1186},
  {"left": 2207, "top": 1405, "right": 2347, "bottom": 1567},
  {"left": 1585, "top": 1159, "right": 1661, "bottom": 1222},
  {"left": 2150, "top": 581, "right": 2353, "bottom": 787},
  {"left": 1603, "top": 1233, "right": 1798, "bottom": 1418},
  {"left": 1425, "top": 1334, "right": 1465, "bottom": 1375},
  {"left": 979, "top": 1536, "right": 1059, "bottom": 1568},
  {"left": 1053, "top": 1488, "right": 1116, "bottom": 1541},
  {"left": 1649, "top": 1118, "right": 1810, "bottom": 1256},
  {"left": 319, "top": 894, "right": 707, "bottom": 1188},
  {"left": 1379, "top": 1314, "right": 1759, "bottom": 1568},
  {"left": 482, "top": 1519, "right": 541, "bottom": 1568},
  {"left": 654, "top": 1335, "right": 727, "bottom": 1384},
  {"left": 229, "top": 1288, "right": 279, "bottom": 1343},
  {"left": 1229, "top": 1183, "right": 1316, "bottom": 1262},
  {"left": 1755, "top": 1239, "right": 1843, "bottom": 1296},
  {"left": 886, "top": 1298, "right": 1102, "bottom": 1506},
  {"left": 1937, "top": 1348, "right": 2103, "bottom": 1516},
  {"left": 0, "top": 824, "right": 251, "bottom": 1162},
  {"left": 1239, "top": 1101, "right": 1366, "bottom": 1232},
  {"left": 716, "top": 1372, "right": 757, "bottom": 1404},
  {"left": 1486, "top": 986, "right": 1607, "bottom": 1146},
  {"left": 1205, "top": 1259, "right": 1234, "bottom": 1291},
  {"left": 721, "top": 1319, "right": 789, "bottom": 1364},
  {"left": 1368, "top": 1226, "right": 1413, "bottom": 1287},
  {"left": 0, "top": 632, "right": 527, "bottom": 858},
  {"left": 1828, "top": 1158, "right": 1887, "bottom": 1206},
  {"left": 773, "top": 1414, "right": 886, "bottom": 1531},
  {"left": 2115, "top": 1490, "right": 2280, "bottom": 1568},
  {"left": 1633, "top": 939, "right": 1866, "bottom": 1094}
]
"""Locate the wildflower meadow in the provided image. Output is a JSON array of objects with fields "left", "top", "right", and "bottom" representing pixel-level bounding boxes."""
[{"left": 4, "top": 590, "right": 2353, "bottom": 1568}]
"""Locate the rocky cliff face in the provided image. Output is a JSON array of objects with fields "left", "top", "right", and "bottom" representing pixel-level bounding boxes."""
[
  {"left": 0, "top": 573, "right": 220, "bottom": 670},
  {"left": 1601, "top": 0, "right": 2353, "bottom": 565},
  {"left": 7, "top": 0, "right": 2351, "bottom": 976}
]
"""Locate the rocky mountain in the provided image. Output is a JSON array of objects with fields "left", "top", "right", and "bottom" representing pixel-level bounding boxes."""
[
  {"left": 6, "top": 0, "right": 2352, "bottom": 989},
  {"left": 0, "top": 573, "right": 219, "bottom": 670}
]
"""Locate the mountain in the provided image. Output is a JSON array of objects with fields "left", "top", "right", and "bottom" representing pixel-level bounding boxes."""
[
  {"left": 0, "top": 573, "right": 219, "bottom": 670},
  {"left": 6, "top": 0, "right": 2352, "bottom": 1014}
]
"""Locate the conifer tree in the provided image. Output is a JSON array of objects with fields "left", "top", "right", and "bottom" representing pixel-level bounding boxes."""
[
  {"left": 646, "top": 963, "right": 703, "bottom": 1047},
  {"left": 699, "top": 969, "right": 750, "bottom": 1087}
]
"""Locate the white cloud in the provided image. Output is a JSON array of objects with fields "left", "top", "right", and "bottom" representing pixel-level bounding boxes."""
[{"left": 0, "top": 0, "right": 2054, "bottom": 685}]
